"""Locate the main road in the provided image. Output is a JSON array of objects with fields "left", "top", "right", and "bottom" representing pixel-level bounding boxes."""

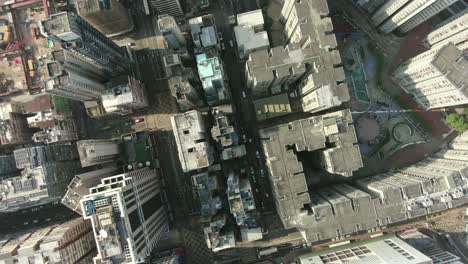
[{"left": 209, "top": 0, "right": 276, "bottom": 215}]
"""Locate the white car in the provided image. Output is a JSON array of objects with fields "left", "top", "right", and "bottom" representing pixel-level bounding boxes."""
[{"left": 242, "top": 91, "right": 247, "bottom": 98}]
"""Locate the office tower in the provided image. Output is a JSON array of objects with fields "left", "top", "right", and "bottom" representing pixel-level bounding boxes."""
[
  {"left": 234, "top": 10, "right": 270, "bottom": 59},
  {"left": 424, "top": 12, "right": 468, "bottom": 50},
  {"left": 13, "top": 144, "right": 80, "bottom": 169},
  {"left": 77, "top": 139, "right": 121, "bottom": 167},
  {"left": 80, "top": 167, "right": 168, "bottom": 263},
  {"left": 101, "top": 75, "right": 148, "bottom": 115},
  {"left": 0, "top": 160, "right": 82, "bottom": 213},
  {"left": 247, "top": 0, "right": 349, "bottom": 113},
  {"left": 196, "top": 52, "right": 228, "bottom": 105},
  {"left": 0, "top": 218, "right": 96, "bottom": 264},
  {"left": 44, "top": 49, "right": 107, "bottom": 101},
  {"left": 158, "top": 15, "right": 186, "bottom": 50},
  {"left": 62, "top": 166, "right": 120, "bottom": 214},
  {"left": 151, "top": 0, "right": 184, "bottom": 18},
  {"left": 40, "top": 12, "right": 129, "bottom": 76},
  {"left": 171, "top": 110, "right": 214, "bottom": 172},
  {"left": 371, "top": 0, "right": 466, "bottom": 34},
  {"left": 297, "top": 235, "right": 432, "bottom": 264},
  {"left": 391, "top": 43, "right": 467, "bottom": 109},
  {"left": 169, "top": 76, "right": 203, "bottom": 111}
]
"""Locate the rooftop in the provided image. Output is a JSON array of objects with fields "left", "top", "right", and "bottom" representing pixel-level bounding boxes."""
[
  {"left": 234, "top": 25, "right": 269, "bottom": 59},
  {"left": 171, "top": 111, "right": 214, "bottom": 172},
  {"left": 298, "top": 234, "right": 432, "bottom": 264},
  {"left": 259, "top": 109, "right": 363, "bottom": 229},
  {"left": 196, "top": 53, "right": 227, "bottom": 105},
  {"left": 40, "top": 12, "right": 73, "bottom": 38},
  {"left": 62, "top": 166, "right": 119, "bottom": 214},
  {"left": 189, "top": 15, "right": 218, "bottom": 49},
  {"left": 192, "top": 172, "right": 221, "bottom": 218},
  {"left": 431, "top": 43, "right": 467, "bottom": 94},
  {"left": 246, "top": 0, "right": 349, "bottom": 111},
  {"left": 75, "top": 0, "right": 133, "bottom": 36},
  {"left": 237, "top": 9, "right": 264, "bottom": 27},
  {"left": 0, "top": 160, "right": 82, "bottom": 212},
  {"left": 253, "top": 93, "right": 292, "bottom": 121}
]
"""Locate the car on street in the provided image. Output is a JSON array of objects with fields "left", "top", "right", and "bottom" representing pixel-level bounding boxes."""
[
  {"left": 242, "top": 91, "right": 246, "bottom": 98},
  {"left": 256, "top": 150, "right": 261, "bottom": 159}
]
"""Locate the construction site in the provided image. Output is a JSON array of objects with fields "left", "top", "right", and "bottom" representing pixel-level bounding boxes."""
[{"left": 0, "top": 0, "right": 49, "bottom": 94}]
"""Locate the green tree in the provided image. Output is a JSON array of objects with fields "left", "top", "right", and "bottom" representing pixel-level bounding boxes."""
[{"left": 446, "top": 113, "right": 468, "bottom": 132}]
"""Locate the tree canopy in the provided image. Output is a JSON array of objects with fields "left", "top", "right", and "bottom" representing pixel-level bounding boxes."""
[{"left": 446, "top": 113, "right": 468, "bottom": 132}]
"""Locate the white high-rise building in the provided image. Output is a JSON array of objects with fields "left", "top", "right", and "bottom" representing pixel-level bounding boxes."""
[
  {"left": 158, "top": 15, "right": 186, "bottom": 50},
  {"left": 372, "top": 0, "right": 465, "bottom": 34},
  {"left": 80, "top": 167, "right": 168, "bottom": 264},
  {"left": 77, "top": 139, "right": 121, "bottom": 167},
  {"left": 298, "top": 235, "right": 432, "bottom": 264},
  {"left": 391, "top": 43, "right": 467, "bottom": 109},
  {"left": 62, "top": 166, "right": 120, "bottom": 214},
  {"left": 171, "top": 110, "right": 215, "bottom": 172},
  {"left": 424, "top": 12, "right": 468, "bottom": 50}
]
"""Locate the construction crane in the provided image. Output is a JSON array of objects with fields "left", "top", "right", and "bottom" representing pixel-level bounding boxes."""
[{"left": 1, "top": 35, "right": 35, "bottom": 53}]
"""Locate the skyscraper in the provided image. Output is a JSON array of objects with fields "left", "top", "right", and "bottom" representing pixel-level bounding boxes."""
[
  {"left": 40, "top": 12, "right": 129, "bottom": 75},
  {"left": 76, "top": 139, "right": 121, "bottom": 167},
  {"left": 80, "top": 167, "right": 168, "bottom": 263},
  {"left": 391, "top": 43, "right": 467, "bottom": 109},
  {"left": 151, "top": 0, "right": 183, "bottom": 18},
  {"left": 62, "top": 166, "right": 120, "bottom": 214},
  {"left": 44, "top": 49, "right": 107, "bottom": 101}
]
